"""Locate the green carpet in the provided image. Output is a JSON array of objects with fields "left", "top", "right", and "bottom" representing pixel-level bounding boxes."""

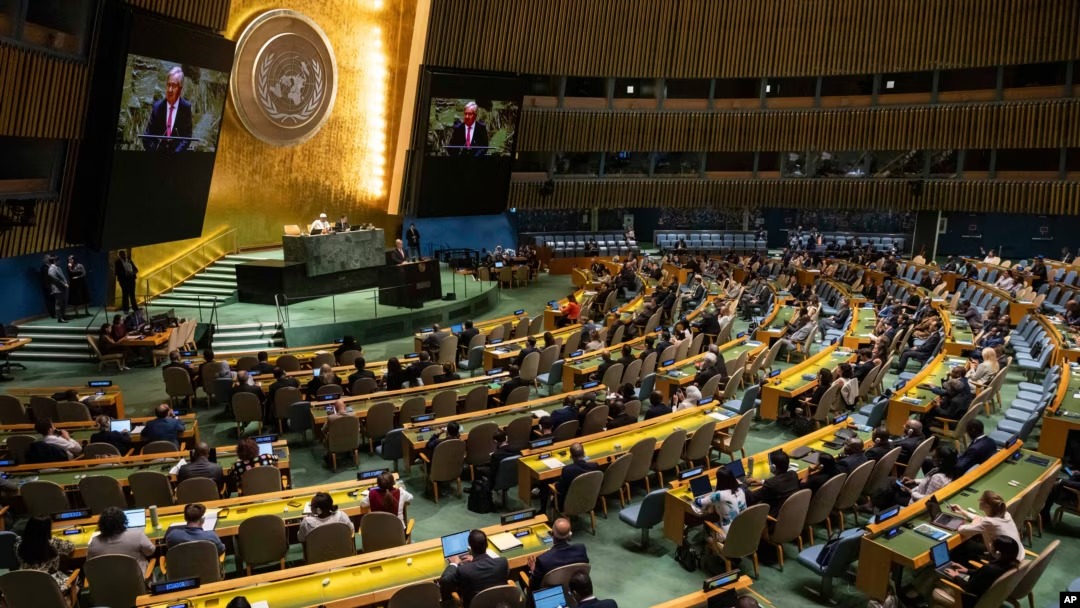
[{"left": 6, "top": 273, "right": 1079, "bottom": 608}]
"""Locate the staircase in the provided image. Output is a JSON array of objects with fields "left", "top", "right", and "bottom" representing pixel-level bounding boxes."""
[
  {"left": 209, "top": 322, "right": 285, "bottom": 354},
  {"left": 11, "top": 324, "right": 96, "bottom": 362},
  {"left": 148, "top": 253, "right": 268, "bottom": 308}
]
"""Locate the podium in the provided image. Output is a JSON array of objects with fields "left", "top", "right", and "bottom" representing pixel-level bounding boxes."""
[{"left": 378, "top": 261, "right": 442, "bottom": 309}]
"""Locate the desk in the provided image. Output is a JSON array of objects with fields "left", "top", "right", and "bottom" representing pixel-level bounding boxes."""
[
  {"left": 118, "top": 330, "right": 172, "bottom": 349},
  {"left": 1041, "top": 316, "right": 1080, "bottom": 363},
  {"left": 758, "top": 345, "right": 855, "bottom": 420},
  {"left": 191, "top": 344, "right": 339, "bottom": 368},
  {"left": 563, "top": 341, "right": 648, "bottom": 390},
  {"left": 6, "top": 385, "right": 126, "bottom": 419},
  {"left": 482, "top": 324, "right": 578, "bottom": 371},
  {"left": 0, "top": 337, "right": 30, "bottom": 379},
  {"left": 412, "top": 311, "right": 527, "bottom": 352},
  {"left": 137, "top": 516, "right": 553, "bottom": 608},
  {"left": 252, "top": 355, "right": 420, "bottom": 389},
  {"left": 53, "top": 478, "right": 382, "bottom": 559},
  {"left": 855, "top": 442, "right": 1058, "bottom": 600},
  {"left": 1038, "top": 362, "right": 1078, "bottom": 458},
  {"left": 885, "top": 354, "right": 968, "bottom": 435},
  {"left": 0, "top": 414, "right": 198, "bottom": 453},
  {"left": 517, "top": 407, "right": 736, "bottom": 502},
  {"left": 378, "top": 261, "right": 442, "bottom": 309},
  {"left": 654, "top": 337, "right": 766, "bottom": 399},
  {"left": 543, "top": 288, "right": 596, "bottom": 332},
  {"left": 939, "top": 309, "right": 976, "bottom": 357},
  {"left": 312, "top": 374, "right": 509, "bottom": 428},
  {"left": 796, "top": 267, "right": 822, "bottom": 287},
  {"left": 400, "top": 387, "right": 608, "bottom": 472},
  {"left": 842, "top": 305, "right": 879, "bottom": 349},
  {"left": 652, "top": 575, "right": 773, "bottom": 608},
  {"left": 283, "top": 229, "right": 385, "bottom": 277},
  {"left": 753, "top": 293, "right": 793, "bottom": 344},
  {"left": 662, "top": 422, "right": 871, "bottom": 544}
]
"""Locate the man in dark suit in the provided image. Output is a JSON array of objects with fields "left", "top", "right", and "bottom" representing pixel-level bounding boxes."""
[
  {"left": 654, "top": 331, "right": 674, "bottom": 359},
  {"left": 163, "top": 351, "right": 198, "bottom": 389},
  {"left": 569, "top": 571, "right": 618, "bottom": 608},
  {"left": 864, "top": 427, "right": 893, "bottom": 461},
  {"left": 615, "top": 344, "right": 636, "bottom": 371},
  {"left": 896, "top": 329, "right": 942, "bottom": 372},
  {"left": 267, "top": 368, "right": 300, "bottom": 422},
  {"left": 638, "top": 335, "right": 658, "bottom": 363},
  {"left": 389, "top": 239, "right": 408, "bottom": 265},
  {"left": 853, "top": 348, "right": 877, "bottom": 383},
  {"left": 956, "top": 420, "right": 997, "bottom": 473},
  {"left": 643, "top": 391, "right": 671, "bottom": 420},
  {"left": 818, "top": 297, "right": 851, "bottom": 335},
  {"left": 231, "top": 371, "right": 266, "bottom": 412},
  {"left": 836, "top": 437, "right": 869, "bottom": 473},
  {"left": 694, "top": 309, "right": 722, "bottom": 339},
  {"left": 594, "top": 352, "right": 616, "bottom": 383},
  {"left": 177, "top": 442, "right": 225, "bottom": 491},
  {"left": 458, "top": 320, "right": 480, "bottom": 349},
  {"left": 514, "top": 336, "right": 539, "bottom": 367},
  {"left": 891, "top": 420, "right": 925, "bottom": 469},
  {"left": 46, "top": 256, "right": 68, "bottom": 323},
  {"left": 144, "top": 66, "right": 193, "bottom": 152},
  {"left": 114, "top": 250, "right": 139, "bottom": 314},
  {"left": 606, "top": 402, "right": 637, "bottom": 430},
  {"left": 406, "top": 351, "right": 437, "bottom": 385},
  {"left": 539, "top": 443, "right": 600, "bottom": 513},
  {"left": 446, "top": 101, "right": 489, "bottom": 156},
  {"left": 347, "top": 358, "right": 376, "bottom": 389},
  {"left": 527, "top": 518, "right": 589, "bottom": 593},
  {"left": 549, "top": 397, "right": 579, "bottom": 431},
  {"left": 423, "top": 324, "right": 450, "bottom": 354},
  {"left": 693, "top": 351, "right": 726, "bottom": 389},
  {"left": 438, "top": 529, "right": 509, "bottom": 605},
  {"left": 405, "top": 223, "right": 421, "bottom": 260},
  {"left": 251, "top": 351, "right": 275, "bottom": 375},
  {"left": 747, "top": 451, "right": 801, "bottom": 515},
  {"left": 498, "top": 365, "right": 528, "bottom": 404}
]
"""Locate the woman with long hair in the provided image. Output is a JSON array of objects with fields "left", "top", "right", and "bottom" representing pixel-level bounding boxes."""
[
  {"left": 14, "top": 516, "right": 76, "bottom": 595},
  {"left": 297, "top": 491, "right": 355, "bottom": 543},
  {"left": 693, "top": 465, "right": 748, "bottom": 538},
  {"left": 951, "top": 491, "right": 1024, "bottom": 560},
  {"left": 966, "top": 347, "right": 1000, "bottom": 384},
  {"left": 384, "top": 357, "right": 406, "bottom": 391},
  {"left": 360, "top": 471, "right": 414, "bottom": 526}
]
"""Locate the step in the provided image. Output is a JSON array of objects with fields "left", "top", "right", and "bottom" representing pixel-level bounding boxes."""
[
  {"left": 210, "top": 338, "right": 282, "bottom": 349},
  {"left": 216, "top": 322, "right": 281, "bottom": 331},
  {"left": 203, "top": 267, "right": 237, "bottom": 277},
  {"left": 154, "top": 292, "right": 230, "bottom": 302},
  {"left": 19, "top": 341, "right": 92, "bottom": 352},
  {"left": 14, "top": 324, "right": 95, "bottom": 335},
  {"left": 172, "top": 285, "right": 236, "bottom": 295},
  {"left": 185, "top": 277, "right": 237, "bottom": 288},
  {"left": 9, "top": 351, "right": 93, "bottom": 362},
  {"left": 211, "top": 329, "right": 283, "bottom": 340}
]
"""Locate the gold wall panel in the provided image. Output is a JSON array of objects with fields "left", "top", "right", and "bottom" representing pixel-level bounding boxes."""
[
  {"left": 134, "top": 0, "right": 419, "bottom": 273},
  {"left": 508, "top": 179, "right": 1080, "bottom": 215},
  {"left": 518, "top": 100, "right": 1080, "bottom": 152},
  {"left": 427, "top": 0, "right": 1080, "bottom": 78}
]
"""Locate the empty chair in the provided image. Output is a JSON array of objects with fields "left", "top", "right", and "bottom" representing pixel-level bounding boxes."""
[
  {"left": 129, "top": 471, "right": 175, "bottom": 508},
  {"left": 29, "top": 396, "right": 58, "bottom": 422},
  {"left": 275, "top": 354, "right": 301, "bottom": 371},
  {"left": 83, "top": 442, "right": 122, "bottom": 458},
  {"left": 504, "top": 416, "right": 533, "bottom": 452},
  {"left": 142, "top": 440, "right": 179, "bottom": 455},
  {"left": 618, "top": 487, "right": 667, "bottom": 547},
  {"left": 624, "top": 436, "right": 658, "bottom": 495},
  {"left": 505, "top": 385, "right": 531, "bottom": 405},
  {"left": 831, "top": 460, "right": 874, "bottom": 529},
  {"left": 795, "top": 528, "right": 866, "bottom": 600},
  {"left": 420, "top": 364, "right": 442, "bottom": 386},
  {"left": 273, "top": 386, "right": 302, "bottom": 433},
  {"left": 176, "top": 477, "right": 221, "bottom": 503},
  {"left": 21, "top": 480, "right": 70, "bottom": 517},
  {"left": 304, "top": 521, "right": 356, "bottom": 563},
  {"left": 431, "top": 390, "right": 459, "bottom": 418},
  {"left": 56, "top": 400, "right": 91, "bottom": 422},
  {"left": 79, "top": 475, "right": 127, "bottom": 514},
  {"left": 462, "top": 385, "right": 488, "bottom": 413},
  {"left": 580, "top": 404, "right": 609, "bottom": 436},
  {"left": 420, "top": 438, "right": 466, "bottom": 504},
  {"left": 364, "top": 401, "right": 395, "bottom": 452},
  {"left": 236, "top": 514, "right": 288, "bottom": 575},
  {"left": 232, "top": 391, "right": 263, "bottom": 436},
  {"left": 597, "top": 453, "right": 632, "bottom": 517},
  {"left": 706, "top": 503, "right": 770, "bottom": 577},
  {"left": 553, "top": 420, "right": 579, "bottom": 442},
  {"left": 288, "top": 401, "right": 314, "bottom": 444},
  {"left": 399, "top": 396, "right": 428, "bottom": 423},
  {"left": 465, "top": 422, "right": 499, "bottom": 479},
  {"left": 360, "top": 511, "right": 408, "bottom": 553},
  {"left": 241, "top": 465, "right": 283, "bottom": 495},
  {"left": 713, "top": 411, "right": 753, "bottom": 462},
  {"left": 762, "top": 489, "right": 811, "bottom": 570},
  {"left": 0, "top": 394, "right": 29, "bottom": 424},
  {"left": 469, "top": 585, "right": 524, "bottom": 608},
  {"left": 683, "top": 420, "right": 716, "bottom": 469},
  {"left": 325, "top": 413, "right": 361, "bottom": 471},
  {"left": 84, "top": 553, "right": 149, "bottom": 608},
  {"left": 235, "top": 356, "right": 259, "bottom": 371},
  {"left": 389, "top": 582, "right": 441, "bottom": 608},
  {"left": 803, "top": 473, "right": 847, "bottom": 542},
  {"left": 162, "top": 539, "right": 222, "bottom": 582}
]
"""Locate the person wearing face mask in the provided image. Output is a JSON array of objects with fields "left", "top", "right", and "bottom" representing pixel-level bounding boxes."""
[
  {"left": 297, "top": 492, "right": 354, "bottom": 543},
  {"left": 745, "top": 451, "right": 800, "bottom": 516},
  {"left": 932, "top": 536, "right": 1021, "bottom": 608},
  {"left": 525, "top": 518, "right": 588, "bottom": 594}
]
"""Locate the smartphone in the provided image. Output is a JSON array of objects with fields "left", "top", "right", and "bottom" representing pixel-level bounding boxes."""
[
  {"left": 895, "top": 480, "right": 907, "bottom": 490},
  {"left": 287, "top": 501, "right": 302, "bottom": 508}
]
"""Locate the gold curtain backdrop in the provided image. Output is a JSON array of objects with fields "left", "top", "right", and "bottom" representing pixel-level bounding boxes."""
[{"left": 133, "top": 0, "right": 417, "bottom": 275}]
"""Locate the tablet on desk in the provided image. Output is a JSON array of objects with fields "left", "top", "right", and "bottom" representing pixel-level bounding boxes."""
[{"left": 110, "top": 419, "right": 132, "bottom": 433}]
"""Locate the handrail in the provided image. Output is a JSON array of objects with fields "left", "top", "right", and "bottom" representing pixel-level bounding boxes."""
[
  {"left": 141, "top": 228, "right": 238, "bottom": 305},
  {"left": 274, "top": 284, "right": 434, "bottom": 328}
]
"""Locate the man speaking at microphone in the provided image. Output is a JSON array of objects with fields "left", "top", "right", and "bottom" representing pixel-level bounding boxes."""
[
  {"left": 144, "top": 66, "right": 193, "bottom": 152},
  {"left": 447, "top": 101, "right": 489, "bottom": 157}
]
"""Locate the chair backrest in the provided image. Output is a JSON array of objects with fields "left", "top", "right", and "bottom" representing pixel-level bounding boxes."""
[
  {"left": 20, "top": 480, "right": 70, "bottom": 517},
  {"left": 241, "top": 465, "right": 283, "bottom": 496},
  {"left": 0, "top": 569, "right": 70, "bottom": 608},
  {"left": 317, "top": 383, "right": 344, "bottom": 397},
  {"left": 129, "top": 470, "right": 175, "bottom": 507},
  {"left": 803, "top": 473, "right": 847, "bottom": 528},
  {"left": 1006, "top": 485, "right": 1039, "bottom": 522},
  {"left": 639, "top": 352, "right": 658, "bottom": 381},
  {"left": 901, "top": 437, "right": 937, "bottom": 480},
  {"left": 770, "top": 489, "right": 812, "bottom": 544},
  {"left": 600, "top": 363, "right": 624, "bottom": 392},
  {"left": 366, "top": 401, "right": 396, "bottom": 443},
  {"left": 502, "top": 416, "right": 533, "bottom": 452},
  {"left": 675, "top": 339, "right": 691, "bottom": 361},
  {"left": 631, "top": 488, "right": 669, "bottom": 529},
  {"left": 83, "top": 441, "right": 122, "bottom": 459},
  {"left": 719, "top": 373, "right": 741, "bottom": 402},
  {"left": 305, "top": 521, "right": 356, "bottom": 563},
  {"left": 553, "top": 419, "right": 579, "bottom": 442},
  {"left": 491, "top": 454, "right": 522, "bottom": 493},
  {"left": 359, "top": 511, "right": 407, "bottom": 553},
  {"left": 213, "top": 378, "right": 235, "bottom": 407},
  {"left": 399, "top": 396, "right": 426, "bottom": 422},
  {"left": 625, "top": 436, "right": 658, "bottom": 482},
  {"left": 541, "top": 562, "right": 591, "bottom": 590},
  {"left": 813, "top": 382, "right": 841, "bottom": 422},
  {"left": 420, "top": 364, "right": 441, "bottom": 387},
  {"left": 465, "top": 422, "right": 500, "bottom": 467},
  {"left": 1009, "top": 539, "right": 1059, "bottom": 601},
  {"left": 518, "top": 351, "right": 541, "bottom": 383},
  {"left": 469, "top": 584, "right": 524, "bottom": 608},
  {"left": 311, "top": 352, "right": 336, "bottom": 368},
  {"left": 0, "top": 394, "right": 29, "bottom": 424},
  {"left": 288, "top": 401, "right": 314, "bottom": 434},
  {"left": 659, "top": 345, "right": 676, "bottom": 364},
  {"left": 79, "top": 475, "right": 127, "bottom": 514},
  {"left": 737, "top": 385, "right": 761, "bottom": 415},
  {"left": 621, "top": 358, "right": 643, "bottom": 386},
  {"left": 29, "top": 396, "right": 58, "bottom": 422},
  {"left": 326, "top": 413, "right": 361, "bottom": 456},
  {"left": 561, "top": 470, "right": 603, "bottom": 517},
  {"left": 537, "top": 345, "right": 559, "bottom": 376},
  {"left": 1028, "top": 466, "right": 1062, "bottom": 522},
  {"left": 163, "top": 367, "right": 196, "bottom": 398},
  {"left": 684, "top": 420, "right": 717, "bottom": 462},
  {"left": 599, "top": 453, "right": 633, "bottom": 497},
  {"left": 726, "top": 411, "right": 754, "bottom": 454},
  {"left": 529, "top": 315, "right": 545, "bottom": 336},
  {"left": 176, "top": 477, "right": 221, "bottom": 504},
  {"left": 623, "top": 399, "right": 641, "bottom": 419},
  {"left": 84, "top": 553, "right": 146, "bottom": 608},
  {"left": 972, "top": 566, "right": 1024, "bottom": 608},
  {"left": 866, "top": 447, "right": 902, "bottom": 494},
  {"left": 824, "top": 528, "right": 867, "bottom": 576},
  {"left": 431, "top": 390, "right": 459, "bottom": 418},
  {"left": 233, "top": 391, "right": 262, "bottom": 424},
  {"left": 351, "top": 377, "right": 378, "bottom": 396},
  {"left": 234, "top": 356, "right": 258, "bottom": 371},
  {"left": 581, "top": 404, "right": 610, "bottom": 436},
  {"left": 429, "top": 438, "right": 467, "bottom": 483},
  {"left": 275, "top": 354, "right": 301, "bottom": 372},
  {"left": 5, "top": 433, "right": 34, "bottom": 464},
  {"left": 0, "top": 531, "right": 20, "bottom": 570},
  {"left": 506, "top": 385, "right": 531, "bottom": 405},
  {"left": 143, "top": 440, "right": 179, "bottom": 455},
  {"left": 834, "top": 460, "right": 875, "bottom": 511},
  {"left": 389, "top": 581, "right": 442, "bottom": 608},
  {"left": 238, "top": 514, "right": 288, "bottom": 568},
  {"left": 718, "top": 503, "right": 770, "bottom": 559},
  {"left": 164, "top": 539, "right": 222, "bottom": 582}
]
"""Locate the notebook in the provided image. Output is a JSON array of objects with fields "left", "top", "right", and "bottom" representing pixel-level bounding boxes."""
[
  {"left": 488, "top": 532, "right": 523, "bottom": 552},
  {"left": 925, "top": 496, "right": 965, "bottom": 531}
]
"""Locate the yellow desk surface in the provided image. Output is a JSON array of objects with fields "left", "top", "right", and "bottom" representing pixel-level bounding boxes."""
[
  {"left": 516, "top": 406, "right": 737, "bottom": 502},
  {"left": 0, "top": 414, "right": 198, "bottom": 450},
  {"left": 483, "top": 323, "right": 581, "bottom": 370},
  {"left": 563, "top": 342, "right": 648, "bottom": 389},
  {"left": 855, "top": 441, "right": 1058, "bottom": 600},
  {"left": 53, "top": 478, "right": 383, "bottom": 558},
  {"left": 884, "top": 354, "right": 968, "bottom": 435},
  {"left": 186, "top": 343, "right": 341, "bottom": 367},
  {"left": 311, "top": 373, "right": 509, "bottom": 425},
  {"left": 7, "top": 386, "right": 126, "bottom": 419},
  {"left": 759, "top": 345, "right": 855, "bottom": 420},
  {"left": 654, "top": 337, "right": 765, "bottom": 399},
  {"left": 137, "top": 517, "right": 553, "bottom": 608},
  {"left": 413, "top": 311, "right": 527, "bottom": 352},
  {"left": 662, "top": 421, "right": 871, "bottom": 543},
  {"left": 252, "top": 356, "right": 419, "bottom": 387},
  {"left": 842, "top": 305, "right": 879, "bottom": 349}
]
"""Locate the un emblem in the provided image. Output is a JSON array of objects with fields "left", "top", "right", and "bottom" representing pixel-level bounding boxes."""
[{"left": 231, "top": 10, "right": 337, "bottom": 146}]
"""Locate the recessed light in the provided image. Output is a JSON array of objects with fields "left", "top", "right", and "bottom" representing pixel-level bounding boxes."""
[
  {"left": 765, "top": 85, "right": 772, "bottom": 93},
  {"left": 886, "top": 80, "right": 895, "bottom": 89},
  {"left": 626, "top": 85, "right": 634, "bottom": 94}
]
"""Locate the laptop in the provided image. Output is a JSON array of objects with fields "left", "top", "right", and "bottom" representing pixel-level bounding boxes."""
[
  {"left": 257, "top": 442, "right": 274, "bottom": 457},
  {"left": 533, "top": 586, "right": 569, "bottom": 608},
  {"left": 451, "top": 324, "right": 463, "bottom": 334},
  {"left": 549, "top": 301, "right": 559, "bottom": 310},
  {"left": 495, "top": 262, "right": 504, "bottom": 268},
  {"left": 725, "top": 459, "right": 749, "bottom": 486},
  {"left": 689, "top": 475, "right": 714, "bottom": 499},
  {"left": 124, "top": 508, "right": 147, "bottom": 529},
  {"left": 110, "top": 419, "right": 132, "bottom": 433},
  {"left": 441, "top": 530, "right": 471, "bottom": 563},
  {"left": 930, "top": 541, "right": 969, "bottom": 582},
  {"left": 925, "top": 496, "right": 965, "bottom": 531}
]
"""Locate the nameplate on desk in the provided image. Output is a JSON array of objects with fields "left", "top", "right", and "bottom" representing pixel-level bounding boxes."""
[
  {"left": 253, "top": 434, "right": 277, "bottom": 444},
  {"left": 150, "top": 577, "right": 199, "bottom": 595},
  {"left": 316, "top": 394, "right": 338, "bottom": 402},
  {"left": 486, "top": 368, "right": 503, "bottom": 376},
  {"left": 88, "top": 380, "right": 112, "bottom": 388},
  {"left": 412, "top": 414, "right": 436, "bottom": 423},
  {"left": 703, "top": 570, "right": 741, "bottom": 591},
  {"left": 514, "top": 309, "right": 525, "bottom": 315},
  {"left": 52, "top": 508, "right": 91, "bottom": 521},
  {"left": 581, "top": 381, "right": 599, "bottom": 389},
  {"left": 358, "top": 468, "right": 388, "bottom": 480},
  {"left": 500, "top": 509, "right": 536, "bottom": 525}
]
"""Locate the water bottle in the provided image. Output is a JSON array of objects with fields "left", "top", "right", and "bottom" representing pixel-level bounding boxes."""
[{"left": 149, "top": 505, "right": 160, "bottom": 529}]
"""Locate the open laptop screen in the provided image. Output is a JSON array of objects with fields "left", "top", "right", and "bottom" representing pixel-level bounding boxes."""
[{"left": 441, "top": 530, "right": 471, "bottom": 559}]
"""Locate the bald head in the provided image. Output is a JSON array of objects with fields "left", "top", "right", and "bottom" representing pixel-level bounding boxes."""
[
  {"left": 194, "top": 442, "right": 211, "bottom": 458},
  {"left": 552, "top": 518, "right": 572, "bottom": 540},
  {"left": 905, "top": 419, "right": 923, "bottom": 436},
  {"left": 569, "top": 442, "right": 586, "bottom": 462}
]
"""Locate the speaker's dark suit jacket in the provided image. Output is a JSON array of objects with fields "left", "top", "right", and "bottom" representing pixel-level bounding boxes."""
[
  {"left": 144, "top": 98, "right": 193, "bottom": 152},
  {"left": 448, "top": 121, "right": 489, "bottom": 156},
  {"left": 439, "top": 553, "right": 509, "bottom": 606}
]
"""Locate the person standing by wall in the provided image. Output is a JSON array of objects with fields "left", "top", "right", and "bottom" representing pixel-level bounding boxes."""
[
  {"left": 46, "top": 256, "right": 69, "bottom": 323},
  {"left": 405, "top": 223, "right": 421, "bottom": 260},
  {"left": 113, "top": 250, "right": 139, "bottom": 314}
]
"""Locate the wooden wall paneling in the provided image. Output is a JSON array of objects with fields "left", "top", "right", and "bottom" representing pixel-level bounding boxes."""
[{"left": 124, "top": 0, "right": 230, "bottom": 31}]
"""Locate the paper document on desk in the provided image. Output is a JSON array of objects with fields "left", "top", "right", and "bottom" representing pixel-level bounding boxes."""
[
  {"left": 708, "top": 411, "right": 731, "bottom": 422},
  {"left": 201, "top": 515, "right": 218, "bottom": 531},
  {"left": 531, "top": 410, "right": 549, "bottom": 419},
  {"left": 250, "top": 603, "right": 269, "bottom": 608},
  {"left": 168, "top": 458, "right": 187, "bottom": 475},
  {"left": 488, "top": 532, "right": 523, "bottom": 552},
  {"left": 303, "top": 501, "right": 312, "bottom": 514},
  {"left": 131, "top": 425, "right": 146, "bottom": 435},
  {"left": 541, "top": 458, "right": 565, "bottom": 469}
]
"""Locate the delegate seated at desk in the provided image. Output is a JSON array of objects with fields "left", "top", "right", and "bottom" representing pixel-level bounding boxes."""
[
  {"left": 310, "top": 213, "right": 330, "bottom": 235},
  {"left": 390, "top": 239, "right": 408, "bottom": 265}
]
